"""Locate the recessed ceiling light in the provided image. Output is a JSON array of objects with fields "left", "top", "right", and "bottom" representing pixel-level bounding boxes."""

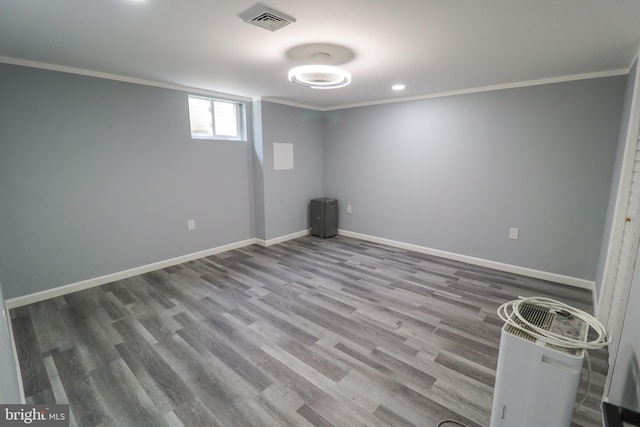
[{"left": 392, "top": 84, "right": 406, "bottom": 91}]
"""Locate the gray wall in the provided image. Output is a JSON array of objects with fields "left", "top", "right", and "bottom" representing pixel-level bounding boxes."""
[
  {"left": 252, "top": 101, "right": 267, "bottom": 240},
  {"left": 0, "top": 64, "right": 254, "bottom": 299},
  {"left": 0, "top": 63, "right": 627, "bottom": 294},
  {"left": 595, "top": 60, "right": 638, "bottom": 295},
  {"left": 0, "top": 276, "right": 22, "bottom": 403},
  {"left": 324, "top": 77, "right": 626, "bottom": 280},
  {"left": 256, "top": 101, "right": 325, "bottom": 240}
]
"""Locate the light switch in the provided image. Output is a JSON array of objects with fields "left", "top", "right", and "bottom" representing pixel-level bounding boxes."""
[{"left": 509, "top": 227, "right": 519, "bottom": 240}]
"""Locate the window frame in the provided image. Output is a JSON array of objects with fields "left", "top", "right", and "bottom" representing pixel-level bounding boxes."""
[{"left": 188, "top": 94, "right": 247, "bottom": 142}]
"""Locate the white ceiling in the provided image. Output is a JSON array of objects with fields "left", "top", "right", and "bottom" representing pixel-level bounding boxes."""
[{"left": 1, "top": 0, "right": 640, "bottom": 109}]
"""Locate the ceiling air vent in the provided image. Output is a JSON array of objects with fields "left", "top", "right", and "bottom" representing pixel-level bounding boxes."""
[{"left": 239, "top": 3, "right": 296, "bottom": 32}]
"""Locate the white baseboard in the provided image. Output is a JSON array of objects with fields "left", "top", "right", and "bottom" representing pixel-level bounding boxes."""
[
  {"left": 592, "top": 285, "right": 600, "bottom": 317},
  {"left": 5, "top": 300, "right": 25, "bottom": 403},
  {"left": 6, "top": 227, "right": 595, "bottom": 309},
  {"left": 6, "top": 229, "right": 311, "bottom": 309},
  {"left": 6, "top": 238, "right": 257, "bottom": 309},
  {"left": 255, "top": 229, "right": 310, "bottom": 247},
  {"left": 338, "top": 229, "right": 595, "bottom": 291}
]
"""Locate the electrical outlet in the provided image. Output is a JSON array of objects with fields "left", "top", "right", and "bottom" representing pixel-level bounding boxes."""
[
  {"left": 347, "top": 204, "right": 352, "bottom": 214},
  {"left": 509, "top": 227, "right": 519, "bottom": 240},
  {"left": 188, "top": 219, "right": 196, "bottom": 231}
]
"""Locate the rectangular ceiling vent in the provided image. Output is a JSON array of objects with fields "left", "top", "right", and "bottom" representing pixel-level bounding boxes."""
[{"left": 239, "top": 3, "right": 296, "bottom": 32}]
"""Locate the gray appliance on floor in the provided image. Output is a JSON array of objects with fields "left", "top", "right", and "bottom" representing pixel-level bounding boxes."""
[{"left": 310, "top": 198, "right": 338, "bottom": 238}]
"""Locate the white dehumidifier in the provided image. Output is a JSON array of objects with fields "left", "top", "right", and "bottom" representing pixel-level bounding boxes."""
[{"left": 490, "top": 297, "right": 608, "bottom": 427}]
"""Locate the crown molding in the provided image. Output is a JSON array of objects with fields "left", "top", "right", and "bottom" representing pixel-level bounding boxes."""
[
  {"left": 258, "top": 97, "right": 323, "bottom": 111},
  {"left": 323, "top": 68, "right": 630, "bottom": 111},
  {"left": 0, "top": 56, "right": 252, "bottom": 102},
  {"left": 0, "top": 56, "right": 630, "bottom": 112}
]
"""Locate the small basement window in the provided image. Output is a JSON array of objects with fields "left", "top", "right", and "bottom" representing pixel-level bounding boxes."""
[{"left": 188, "top": 95, "right": 246, "bottom": 141}]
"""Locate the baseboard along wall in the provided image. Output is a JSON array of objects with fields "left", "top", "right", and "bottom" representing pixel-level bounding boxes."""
[
  {"left": 6, "top": 228, "right": 594, "bottom": 310},
  {"left": 338, "top": 229, "right": 596, "bottom": 291},
  {"left": 5, "top": 238, "right": 256, "bottom": 309}
]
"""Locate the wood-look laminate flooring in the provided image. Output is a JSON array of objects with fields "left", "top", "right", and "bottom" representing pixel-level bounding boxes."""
[{"left": 10, "top": 236, "right": 607, "bottom": 427}]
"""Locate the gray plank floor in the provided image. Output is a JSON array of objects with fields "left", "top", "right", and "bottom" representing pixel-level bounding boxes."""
[{"left": 10, "top": 236, "right": 607, "bottom": 426}]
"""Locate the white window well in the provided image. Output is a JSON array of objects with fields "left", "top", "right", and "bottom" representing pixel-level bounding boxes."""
[{"left": 188, "top": 95, "right": 245, "bottom": 141}]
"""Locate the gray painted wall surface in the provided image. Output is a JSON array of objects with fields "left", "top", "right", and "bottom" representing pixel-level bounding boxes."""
[
  {"left": 0, "top": 277, "right": 22, "bottom": 402},
  {"left": 0, "top": 63, "right": 627, "bottom": 297},
  {"left": 258, "top": 101, "right": 325, "bottom": 240},
  {"left": 0, "top": 64, "right": 253, "bottom": 299},
  {"left": 324, "top": 77, "right": 626, "bottom": 280},
  {"left": 252, "top": 101, "right": 266, "bottom": 240},
  {"left": 595, "top": 60, "right": 638, "bottom": 296}
]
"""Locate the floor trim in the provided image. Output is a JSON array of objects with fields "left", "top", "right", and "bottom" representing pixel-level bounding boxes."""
[
  {"left": 255, "top": 229, "right": 310, "bottom": 247},
  {"left": 6, "top": 238, "right": 257, "bottom": 309},
  {"left": 339, "top": 229, "right": 595, "bottom": 291},
  {"left": 5, "top": 300, "right": 26, "bottom": 403},
  {"left": 6, "top": 228, "right": 594, "bottom": 310}
]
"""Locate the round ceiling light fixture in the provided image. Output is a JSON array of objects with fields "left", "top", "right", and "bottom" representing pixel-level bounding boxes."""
[{"left": 288, "top": 53, "right": 351, "bottom": 89}]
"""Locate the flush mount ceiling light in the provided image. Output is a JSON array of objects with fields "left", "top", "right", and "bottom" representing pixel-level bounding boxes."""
[
  {"left": 288, "top": 65, "right": 351, "bottom": 89},
  {"left": 288, "top": 53, "right": 351, "bottom": 89}
]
